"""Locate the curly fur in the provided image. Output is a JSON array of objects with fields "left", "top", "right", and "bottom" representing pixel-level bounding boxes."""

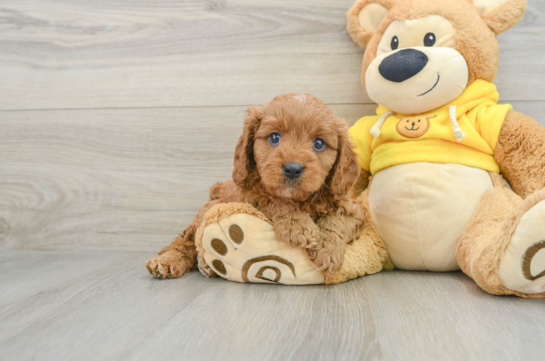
[{"left": 147, "top": 94, "right": 363, "bottom": 278}]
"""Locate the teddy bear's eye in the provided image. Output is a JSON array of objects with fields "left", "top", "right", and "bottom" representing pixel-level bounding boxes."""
[
  {"left": 269, "top": 132, "right": 281, "bottom": 146},
  {"left": 391, "top": 36, "right": 399, "bottom": 50},
  {"left": 424, "top": 32, "right": 436, "bottom": 47}
]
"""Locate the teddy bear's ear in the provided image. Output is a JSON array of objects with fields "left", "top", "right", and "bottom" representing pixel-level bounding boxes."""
[
  {"left": 347, "top": 0, "right": 396, "bottom": 48},
  {"left": 473, "top": 0, "right": 527, "bottom": 35}
]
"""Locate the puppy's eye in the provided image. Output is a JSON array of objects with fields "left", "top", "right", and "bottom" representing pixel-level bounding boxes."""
[
  {"left": 424, "top": 33, "right": 436, "bottom": 47},
  {"left": 391, "top": 36, "right": 399, "bottom": 50},
  {"left": 269, "top": 132, "right": 281, "bottom": 146},
  {"left": 313, "top": 138, "right": 326, "bottom": 152}
]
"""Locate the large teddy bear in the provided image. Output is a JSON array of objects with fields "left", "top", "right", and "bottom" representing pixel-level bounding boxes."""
[
  {"left": 156, "top": 0, "right": 545, "bottom": 297},
  {"left": 343, "top": 0, "right": 545, "bottom": 298}
]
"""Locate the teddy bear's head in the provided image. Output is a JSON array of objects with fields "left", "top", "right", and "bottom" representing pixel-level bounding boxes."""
[{"left": 347, "top": 0, "right": 527, "bottom": 115}]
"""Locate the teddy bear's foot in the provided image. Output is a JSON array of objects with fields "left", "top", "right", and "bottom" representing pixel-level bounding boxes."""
[
  {"left": 196, "top": 203, "right": 324, "bottom": 285},
  {"left": 499, "top": 191, "right": 545, "bottom": 295}
]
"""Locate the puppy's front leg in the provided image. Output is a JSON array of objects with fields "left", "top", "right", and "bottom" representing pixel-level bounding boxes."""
[
  {"left": 308, "top": 228, "right": 345, "bottom": 275},
  {"left": 146, "top": 235, "right": 196, "bottom": 279},
  {"left": 272, "top": 211, "right": 321, "bottom": 250},
  {"left": 309, "top": 201, "right": 364, "bottom": 275}
]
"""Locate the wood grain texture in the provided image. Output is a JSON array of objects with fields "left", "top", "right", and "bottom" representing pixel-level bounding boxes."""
[
  {"left": 0, "top": 250, "right": 544, "bottom": 361},
  {"left": 1, "top": 103, "right": 544, "bottom": 251},
  {"left": 2, "top": 101, "right": 543, "bottom": 252},
  {"left": 0, "top": 0, "right": 544, "bottom": 110},
  {"left": 1, "top": 2, "right": 545, "bottom": 360},
  {"left": 0, "top": 104, "right": 376, "bottom": 251}
]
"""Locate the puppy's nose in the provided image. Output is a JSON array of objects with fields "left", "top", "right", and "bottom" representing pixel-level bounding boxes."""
[
  {"left": 283, "top": 162, "right": 304, "bottom": 180},
  {"left": 379, "top": 49, "right": 428, "bottom": 83}
]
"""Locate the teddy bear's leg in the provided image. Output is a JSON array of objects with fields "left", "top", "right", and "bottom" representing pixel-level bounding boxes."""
[
  {"left": 196, "top": 193, "right": 392, "bottom": 285},
  {"left": 457, "top": 174, "right": 545, "bottom": 297},
  {"left": 196, "top": 202, "right": 326, "bottom": 285},
  {"left": 497, "top": 189, "right": 545, "bottom": 296},
  {"left": 324, "top": 188, "right": 394, "bottom": 285}
]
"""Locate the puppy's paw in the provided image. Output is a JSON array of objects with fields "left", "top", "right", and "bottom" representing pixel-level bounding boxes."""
[
  {"left": 146, "top": 251, "right": 187, "bottom": 279},
  {"left": 308, "top": 236, "right": 345, "bottom": 275},
  {"left": 288, "top": 223, "right": 321, "bottom": 250},
  {"left": 274, "top": 214, "right": 321, "bottom": 250}
]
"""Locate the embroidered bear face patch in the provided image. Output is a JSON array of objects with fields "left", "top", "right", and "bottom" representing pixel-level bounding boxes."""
[{"left": 396, "top": 115, "right": 435, "bottom": 138}]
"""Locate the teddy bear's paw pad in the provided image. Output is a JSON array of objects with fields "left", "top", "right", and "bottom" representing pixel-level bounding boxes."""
[
  {"left": 499, "top": 199, "right": 545, "bottom": 294},
  {"left": 201, "top": 213, "right": 324, "bottom": 285}
]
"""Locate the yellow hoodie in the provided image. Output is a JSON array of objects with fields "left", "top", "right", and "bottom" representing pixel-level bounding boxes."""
[{"left": 349, "top": 80, "right": 512, "bottom": 175}]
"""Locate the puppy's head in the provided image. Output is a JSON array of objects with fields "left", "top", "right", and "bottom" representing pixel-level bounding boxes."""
[{"left": 233, "top": 94, "right": 359, "bottom": 202}]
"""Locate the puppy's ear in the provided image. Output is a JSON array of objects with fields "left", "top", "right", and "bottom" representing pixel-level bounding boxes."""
[
  {"left": 328, "top": 120, "right": 361, "bottom": 199},
  {"left": 347, "top": 0, "right": 395, "bottom": 48},
  {"left": 473, "top": 0, "right": 527, "bottom": 35},
  {"left": 232, "top": 106, "right": 262, "bottom": 189}
]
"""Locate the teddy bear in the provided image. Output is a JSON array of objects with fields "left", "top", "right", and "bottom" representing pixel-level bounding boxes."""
[
  {"left": 152, "top": 0, "right": 545, "bottom": 297},
  {"left": 342, "top": 0, "right": 545, "bottom": 298}
]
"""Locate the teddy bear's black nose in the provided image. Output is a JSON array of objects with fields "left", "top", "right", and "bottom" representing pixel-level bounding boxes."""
[{"left": 379, "top": 49, "right": 429, "bottom": 83}]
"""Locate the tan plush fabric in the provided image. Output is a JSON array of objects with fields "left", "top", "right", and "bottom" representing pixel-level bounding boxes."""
[
  {"left": 347, "top": 0, "right": 397, "bottom": 48},
  {"left": 344, "top": 0, "right": 544, "bottom": 297},
  {"left": 195, "top": 200, "right": 392, "bottom": 285},
  {"left": 499, "top": 191, "right": 545, "bottom": 294},
  {"left": 361, "top": 0, "right": 500, "bottom": 90},
  {"left": 365, "top": 16, "right": 468, "bottom": 114},
  {"left": 349, "top": 0, "right": 528, "bottom": 93},
  {"left": 480, "top": 0, "right": 527, "bottom": 35},
  {"left": 194, "top": 178, "right": 544, "bottom": 293},
  {"left": 457, "top": 177, "right": 545, "bottom": 298},
  {"left": 196, "top": 202, "right": 325, "bottom": 285},
  {"left": 369, "top": 163, "right": 493, "bottom": 271},
  {"left": 195, "top": 202, "right": 272, "bottom": 278},
  {"left": 457, "top": 176, "right": 520, "bottom": 295},
  {"left": 495, "top": 110, "right": 545, "bottom": 199},
  {"left": 349, "top": 0, "right": 527, "bottom": 92}
]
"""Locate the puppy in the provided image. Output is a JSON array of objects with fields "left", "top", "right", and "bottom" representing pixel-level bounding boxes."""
[{"left": 146, "top": 93, "right": 363, "bottom": 279}]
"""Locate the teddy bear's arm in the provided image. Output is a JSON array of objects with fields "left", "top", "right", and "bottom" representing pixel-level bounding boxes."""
[{"left": 495, "top": 110, "right": 545, "bottom": 198}]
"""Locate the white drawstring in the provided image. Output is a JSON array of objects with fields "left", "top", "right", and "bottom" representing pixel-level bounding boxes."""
[
  {"left": 371, "top": 107, "right": 465, "bottom": 142},
  {"left": 370, "top": 111, "right": 392, "bottom": 138},
  {"left": 449, "top": 105, "right": 466, "bottom": 142}
]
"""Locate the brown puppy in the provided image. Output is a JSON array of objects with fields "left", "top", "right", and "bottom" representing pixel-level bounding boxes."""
[{"left": 146, "top": 93, "right": 363, "bottom": 279}]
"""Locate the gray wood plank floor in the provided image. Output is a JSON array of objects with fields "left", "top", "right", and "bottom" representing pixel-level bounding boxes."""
[
  {"left": 1, "top": 1, "right": 545, "bottom": 360},
  {"left": 0, "top": 250, "right": 544, "bottom": 361}
]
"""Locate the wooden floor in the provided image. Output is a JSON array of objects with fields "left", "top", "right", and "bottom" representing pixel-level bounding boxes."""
[
  {"left": 1, "top": 1, "right": 545, "bottom": 360},
  {"left": 0, "top": 250, "right": 544, "bottom": 361}
]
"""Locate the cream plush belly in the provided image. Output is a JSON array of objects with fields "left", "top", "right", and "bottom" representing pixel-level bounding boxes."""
[{"left": 369, "top": 163, "right": 493, "bottom": 271}]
